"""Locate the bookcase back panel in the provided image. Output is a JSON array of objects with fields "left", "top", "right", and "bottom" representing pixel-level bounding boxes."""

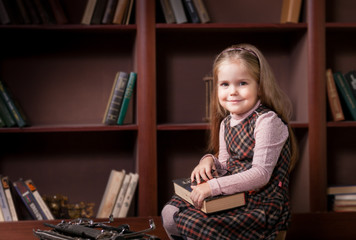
[
  {"left": 0, "top": 131, "right": 137, "bottom": 214},
  {"left": 327, "top": 128, "right": 356, "bottom": 186},
  {"left": 289, "top": 128, "right": 310, "bottom": 213},
  {"left": 203, "top": 0, "right": 284, "bottom": 23},
  {"left": 0, "top": 30, "right": 136, "bottom": 125},
  {"left": 326, "top": 31, "right": 356, "bottom": 73},
  {"left": 326, "top": 0, "right": 356, "bottom": 22},
  {"left": 156, "top": 31, "right": 308, "bottom": 124},
  {"left": 157, "top": 130, "right": 207, "bottom": 210}
]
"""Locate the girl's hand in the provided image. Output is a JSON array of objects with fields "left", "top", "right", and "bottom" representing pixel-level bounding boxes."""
[
  {"left": 190, "top": 182, "right": 212, "bottom": 209},
  {"left": 190, "top": 156, "right": 217, "bottom": 185}
]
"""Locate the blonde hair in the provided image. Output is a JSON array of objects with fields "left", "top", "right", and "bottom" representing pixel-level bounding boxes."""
[{"left": 208, "top": 43, "right": 298, "bottom": 171}]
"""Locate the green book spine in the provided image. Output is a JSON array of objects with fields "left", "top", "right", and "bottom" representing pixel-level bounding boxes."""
[
  {"left": 0, "top": 95, "right": 16, "bottom": 127},
  {"left": 0, "top": 115, "right": 5, "bottom": 127},
  {"left": 334, "top": 72, "right": 356, "bottom": 120},
  {"left": 0, "top": 81, "right": 27, "bottom": 127},
  {"left": 103, "top": 72, "right": 129, "bottom": 125},
  {"left": 117, "top": 72, "right": 137, "bottom": 125}
]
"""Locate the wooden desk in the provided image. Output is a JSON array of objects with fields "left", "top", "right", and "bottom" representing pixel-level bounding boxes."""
[{"left": 0, "top": 216, "right": 169, "bottom": 240}]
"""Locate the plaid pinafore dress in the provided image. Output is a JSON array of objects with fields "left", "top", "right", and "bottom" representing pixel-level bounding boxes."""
[{"left": 167, "top": 105, "right": 291, "bottom": 239}]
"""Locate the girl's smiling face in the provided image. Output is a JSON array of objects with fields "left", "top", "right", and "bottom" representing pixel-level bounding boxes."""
[{"left": 217, "top": 60, "right": 259, "bottom": 116}]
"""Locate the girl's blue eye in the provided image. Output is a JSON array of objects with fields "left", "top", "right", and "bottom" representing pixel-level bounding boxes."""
[{"left": 220, "top": 82, "right": 229, "bottom": 87}]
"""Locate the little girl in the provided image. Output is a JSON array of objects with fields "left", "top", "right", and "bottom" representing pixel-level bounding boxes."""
[{"left": 161, "top": 43, "right": 298, "bottom": 240}]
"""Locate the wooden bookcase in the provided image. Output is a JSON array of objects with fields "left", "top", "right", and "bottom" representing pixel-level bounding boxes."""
[{"left": 1, "top": 0, "right": 356, "bottom": 234}]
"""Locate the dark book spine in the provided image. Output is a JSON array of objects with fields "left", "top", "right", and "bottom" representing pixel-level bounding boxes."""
[
  {"left": 0, "top": 95, "right": 16, "bottom": 127},
  {"left": 101, "top": 0, "right": 118, "bottom": 24},
  {"left": 334, "top": 72, "right": 356, "bottom": 120},
  {"left": 182, "top": 0, "right": 200, "bottom": 23},
  {"left": 344, "top": 70, "right": 356, "bottom": 99},
  {"left": 91, "top": 0, "right": 108, "bottom": 24},
  {"left": 0, "top": 81, "right": 28, "bottom": 127},
  {"left": 104, "top": 72, "right": 129, "bottom": 125},
  {"left": 13, "top": 180, "right": 45, "bottom": 220}
]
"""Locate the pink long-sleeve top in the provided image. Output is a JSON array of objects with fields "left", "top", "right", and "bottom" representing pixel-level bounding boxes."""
[{"left": 205, "top": 101, "right": 289, "bottom": 197}]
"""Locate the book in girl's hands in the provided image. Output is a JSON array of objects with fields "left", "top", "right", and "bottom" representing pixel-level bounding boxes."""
[{"left": 173, "top": 178, "right": 245, "bottom": 214}]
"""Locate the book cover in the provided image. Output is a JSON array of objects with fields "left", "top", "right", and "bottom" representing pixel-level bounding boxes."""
[
  {"left": 112, "top": 0, "right": 129, "bottom": 24},
  {"left": 0, "top": 115, "right": 5, "bottom": 127},
  {"left": 182, "top": 0, "right": 200, "bottom": 23},
  {"left": 168, "top": 0, "right": 187, "bottom": 24},
  {"left": 15, "top": 0, "right": 31, "bottom": 24},
  {"left": 326, "top": 69, "right": 344, "bottom": 121},
  {"left": 123, "top": 0, "right": 134, "bottom": 25},
  {"left": 117, "top": 172, "right": 138, "bottom": 218},
  {"left": 12, "top": 179, "right": 44, "bottom": 220},
  {"left": 111, "top": 172, "right": 131, "bottom": 217},
  {"left": 81, "top": 0, "right": 97, "bottom": 24},
  {"left": 0, "top": 175, "right": 12, "bottom": 221},
  {"left": 0, "top": 80, "right": 29, "bottom": 127},
  {"left": 344, "top": 70, "right": 356, "bottom": 99},
  {"left": 280, "top": 0, "right": 302, "bottom": 23},
  {"left": 333, "top": 72, "right": 356, "bottom": 120},
  {"left": 1, "top": 176, "right": 18, "bottom": 221},
  {"left": 96, "top": 169, "right": 125, "bottom": 218},
  {"left": 0, "top": 0, "right": 11, "bottom": 24},
  {"left": 102, "top": 71, "right": 129, "bottom": 125},
  {"left": 101, "top": 0, "right": 118, "bottom": 24},
  {"left": 33, "top": 0, "right": 56, "bottom": 24},
  {"left": 117, "top": 72, "right": 136, "bottom": 125},
  {"left": 0, "top": 94, "right": 16, "bottom": 127},
  {"left": 24, "top": 179, "right": 54, "bottom": 220},
  {"left": 48, "top": 0, "right": 68, "bottom": 24},
  {"left": 159, "top": 0, "right": 176, "bottom": 23},
  {"left": 90, "top": 0, "right": 108, "bottom": 24},
  {"left": 192, "top": 0, "right": 209, "bottom": 23},
  {"left": 328, "top": 185, "right": 356, "bottom": 195},
  {"left": 173, "top": 177, "right": 245, "bottom": 214},
  {"left": 22, "top": 0, "right": 41, "bottom": 24}
]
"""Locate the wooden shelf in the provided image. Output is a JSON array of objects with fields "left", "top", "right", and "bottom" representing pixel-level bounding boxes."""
[{"left": 1, "top": 1, "right": 356, "bottom": 237}]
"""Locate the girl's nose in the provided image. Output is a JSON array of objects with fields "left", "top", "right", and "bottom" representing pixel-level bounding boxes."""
[{"left": 229, "top": 86, "right": 238, "bottom": 95}]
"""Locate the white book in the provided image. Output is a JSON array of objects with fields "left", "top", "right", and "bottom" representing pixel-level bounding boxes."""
[
  {"left": 168, "top": 0, "right": 187, "bottom": 23},
  {"left": 96, "top": 169, "right": 125, "bottom": 218},
  {"left": 118, "top": 173, "right": 138, "bottom": 218},
  {"left": 1, "top": 176, "right": 18, "bottom": 221},
  {"left": 111, "top": 173, "right": 131, "bottom": 217},
  {"left": 0, "top": 175, "right": 11, "bottom": 221},
  {"left": 25, "top": 179, "right": 54, "bottom": 220}
]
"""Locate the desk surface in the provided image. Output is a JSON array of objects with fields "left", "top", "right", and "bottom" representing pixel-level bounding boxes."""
[{"left": 0, "top": 216, "right": 169, "bottom": 240}]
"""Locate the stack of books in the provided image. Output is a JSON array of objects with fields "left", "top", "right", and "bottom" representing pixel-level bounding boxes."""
[
  {"left": 96, "top": 169, "right": 139, "bottom": 218},
  {"left": 328, "top": 185, "right": 356, "bottom": 212}
]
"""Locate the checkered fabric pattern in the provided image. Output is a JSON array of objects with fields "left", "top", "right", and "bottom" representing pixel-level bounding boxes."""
[{"left": 166, "top": 105, "right": 291, "bottom": 239}]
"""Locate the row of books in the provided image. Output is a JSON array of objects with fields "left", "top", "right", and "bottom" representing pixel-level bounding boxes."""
[
  {"left": 326, "top": 69, "right": 356, "bottom": 122},
  {"left": 96, "top": 169, "right": 138, "bottom": 218},
  {"left": 0, "top": 80, "right": 29, "bottom": 128},
  {"left": 81, "top": 0, "right": 135, "bottom": 25},
  {"left": 159, "top": 0, "right": 210, "bottom": 24},
  {"left": 0, "top": 0, "right": 68, "bottom": 25},
  {"left": 102, "top": 71, "right": 137, "bottom": 125},
  {"left": 328, "top": 185, "right": 356, "bottom": 212},
  {"left": 0, "top": 175, "right": 54, "bottom": 221}
]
